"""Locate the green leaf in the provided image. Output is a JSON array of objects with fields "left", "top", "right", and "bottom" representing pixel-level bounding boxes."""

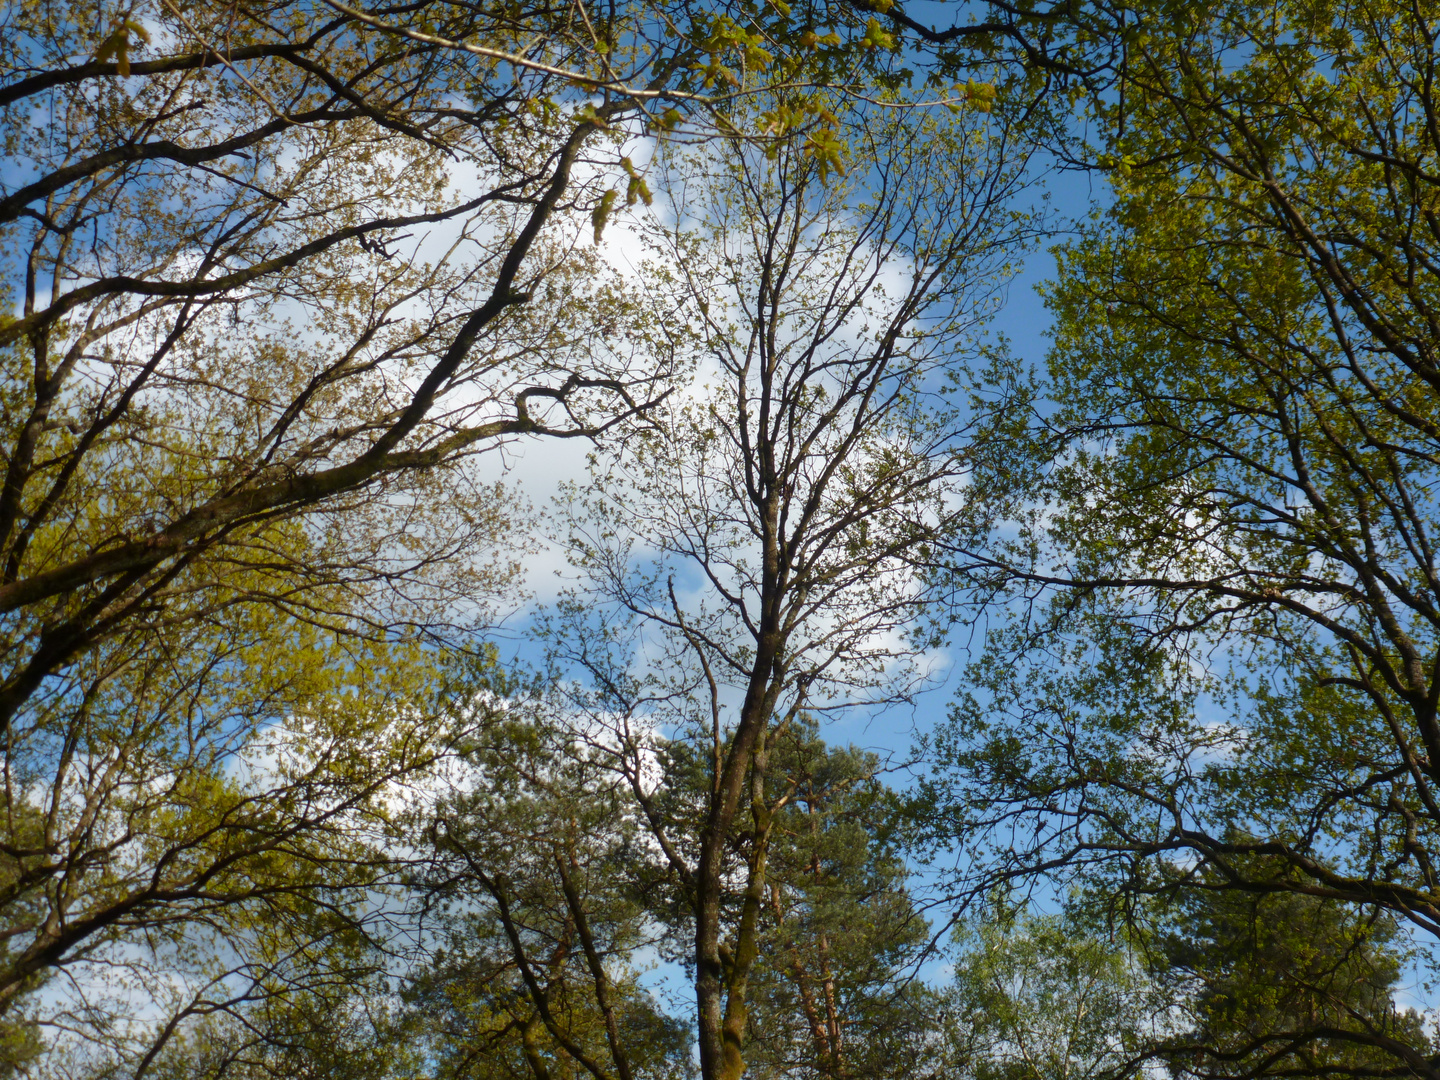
[{"left": 862, "top": 17, "right": 895, "bottom": 49}]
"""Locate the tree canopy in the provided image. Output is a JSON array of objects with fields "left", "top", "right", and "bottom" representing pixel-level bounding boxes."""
[{"left": 7, "top": 0, "right": 1440, "bottom": 1076}]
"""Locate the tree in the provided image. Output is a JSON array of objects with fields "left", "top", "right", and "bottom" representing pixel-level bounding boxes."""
[
  {"left": 538, "top": 82, "right": 1039, "bottom": 1080},
  {"left": 1146, "top": 855, "right": 1432, "bottom": 1080},
  {"left": 127, "top": 950, "right": 420, "bottom": 1080},
  {"left": 4, "top": 641, "right": 508, "bottom": 1078},
  {"left": 406, "top": 701, "right": 956, "bottom": 1080},
  {"left": 405, "top": 86, "right": 1041, "bottom": 1078},
  {"left": 740, "top": 719, "right": 940, "bottom": 1080},
  {"left": 946, "top": 908, "right": 1161, "bottom": 1080},
  {"left": 939, "top": 885, "right": 1428, "bottom": 1080},
  {"left": 404, "top": 701, "right": 696, "bottom": 1080},
  {"left": 0, "top": 0, "right": 665, "bottom": 1053},
  {"left": 925, "top": 0, "right": 1440, "bottom": 1076}
]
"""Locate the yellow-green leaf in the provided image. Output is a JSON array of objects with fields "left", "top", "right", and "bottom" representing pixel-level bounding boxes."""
[{"left": 592, "top": 189, "right": 618, "bottom": 243}]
